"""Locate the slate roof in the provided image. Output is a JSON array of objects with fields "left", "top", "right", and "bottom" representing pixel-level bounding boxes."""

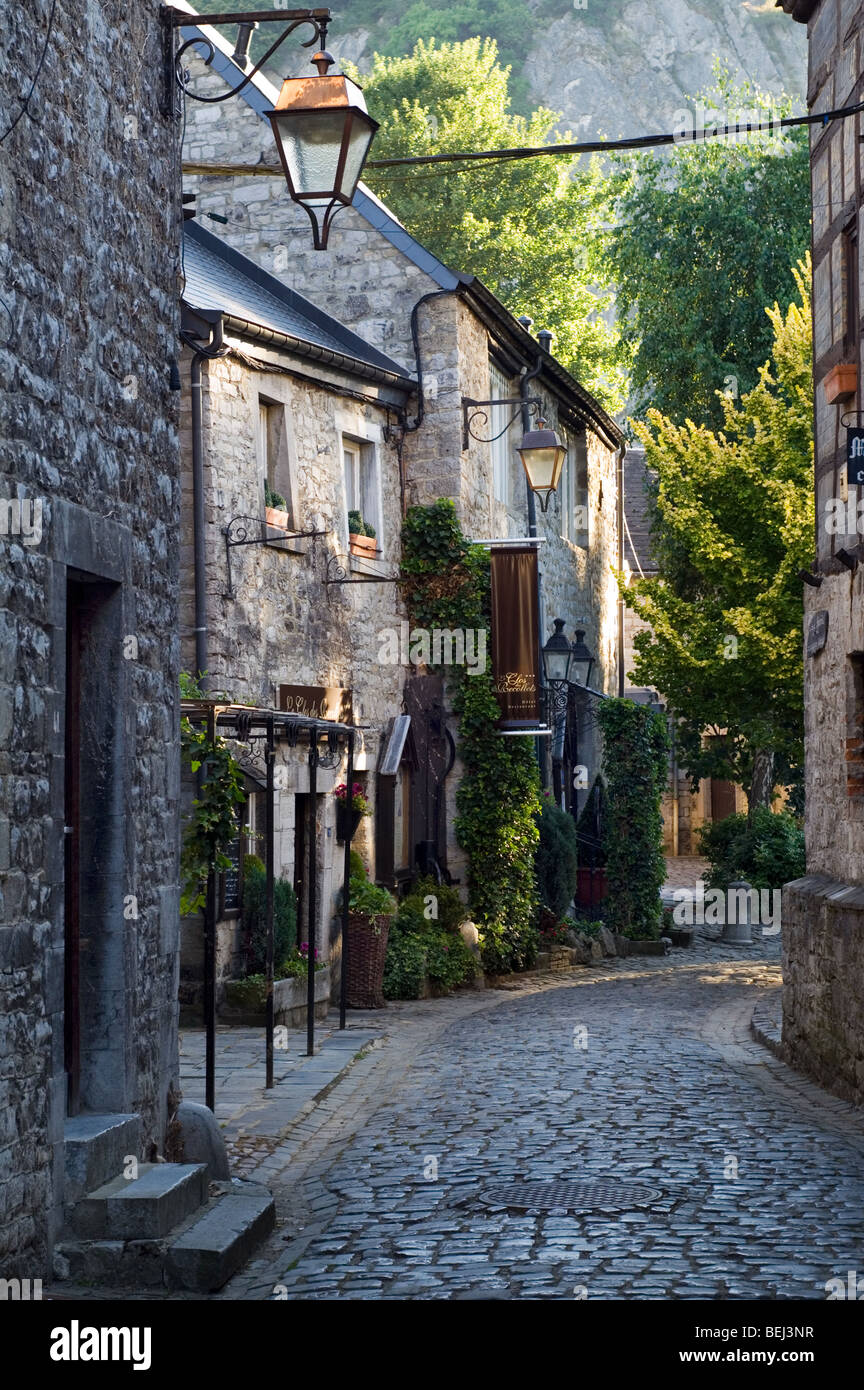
[
  {"left": 183, "top": 219, "right": 411, "bottom": 382},
  {"left": 622, "top": 447, "right": 658, "bottom": 576}
]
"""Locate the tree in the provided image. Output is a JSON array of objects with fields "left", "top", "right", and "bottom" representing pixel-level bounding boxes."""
[
  {"left": 622, "top": 259, "right": 813, "bottom": 810},
  {"left": 601, "top": 74, "right": 811, "bottom": 429},
  {"left": 350, "top": 37, "right": 627, "bottom": 411}
]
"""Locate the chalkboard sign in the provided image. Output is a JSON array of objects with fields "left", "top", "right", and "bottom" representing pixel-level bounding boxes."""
[{"left": 222, "top": 833, "right": 241, "bottom": 912}]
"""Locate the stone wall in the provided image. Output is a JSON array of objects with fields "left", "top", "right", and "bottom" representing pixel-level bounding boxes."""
[
  {"left": 0, "top": 1, "right": 181, "bottom": 1276},
  {"left": 780, "top": 0, "right": 864, "bottom": 1102}
]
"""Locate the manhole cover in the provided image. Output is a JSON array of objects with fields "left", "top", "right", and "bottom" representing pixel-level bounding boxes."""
[{"left": 477, "top": 1179, "right": 662, "bottom": 1214}]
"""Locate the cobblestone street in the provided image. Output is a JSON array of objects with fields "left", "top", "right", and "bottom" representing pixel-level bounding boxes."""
[{"left": 209, "top": 933, "right": 864, "bottom": 1302}]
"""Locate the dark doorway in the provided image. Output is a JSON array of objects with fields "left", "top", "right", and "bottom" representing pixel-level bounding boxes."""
[
  {"left": 711, "top": 778, "right": 737, "bottom": 822},
  {"left": 64, "top": 573, "right": 124, "bottom": 1116}
]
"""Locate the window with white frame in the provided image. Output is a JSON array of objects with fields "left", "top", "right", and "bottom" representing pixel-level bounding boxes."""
[
  {"left": 561, "top": 426, "right": 589, "bottom": 547},
  {"left": 489, "top": 361, "right": 514, "bottom": 506},
  {"left": 257, "top": 396, "right": 293, "bottom": 523},
  {"left": 343, "top": 437, "right": 381, "bottom": 544}
]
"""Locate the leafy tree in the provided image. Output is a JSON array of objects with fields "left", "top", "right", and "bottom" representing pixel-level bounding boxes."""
[
  {"left": 535, "top": 796, "right": 580, "bottom": 919},
  {"left": 351, "top": 38, "right": 627, "bottom": 410},
  {"left": 596, "top": 699, "right": 669, "bottom": 939},
  {"left": 600, "top": 74, "right": 810, "bottom": 428},
  {"left": 622, "top": 259, "right": 814, "bottom": 809}
]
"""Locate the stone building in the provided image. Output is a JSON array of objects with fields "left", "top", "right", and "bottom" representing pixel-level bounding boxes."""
[
  {"left": 175, "top": 2, "right": 625, "bottom": 882},
  {"left": 777, "top": 0, "right": 864, "bottom": 1103},
  {"left": 0, "top": 3, "right": 182, "bottom": 1279},
  {"left": 177, "top": 219, "right": 413, "bottom": 1013}
]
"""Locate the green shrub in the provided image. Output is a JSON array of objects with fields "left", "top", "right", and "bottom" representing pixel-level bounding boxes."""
[
  {"left": 265, "top": 483, "right": 287, "bottom": 510},
  {"left": 596, "top": 699, "right": 669, "bottom": 940},
  {"left": 241, "top": 855, "right": 297, "bottom": 974},
  {"left": 347, "top": 874, "right": 397, "bottom": 915},
  {"left": 698, "top": 807, "right": 805, "bottom": 892},
  {"left": 399, "top": 876, "right": 467, "bottom": 933},
  {"left": 347, "top": 508, "right": 375, "bottom": 538},
  {"left": 425, "top": 930, "right": 476, "bottom": 991},
  {"left": 383, "top": 930, "right": 427, "bottom": 999},
  {"left": 534, "top": 796, "right": 579, "bottom": 920}
]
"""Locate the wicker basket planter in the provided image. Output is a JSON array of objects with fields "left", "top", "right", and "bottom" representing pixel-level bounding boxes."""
[{"left": 344, "top": 912, "right": 391, "bottom": 1009}]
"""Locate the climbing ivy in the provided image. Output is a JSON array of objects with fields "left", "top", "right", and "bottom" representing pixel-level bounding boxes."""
[
  {"left": 595, "top": 698, "right": 669, "bottom": 939},
  {"left": 401, "top": 500, "right": 540, "bottom": 972},
  {"left": 179, "top": 673, "right": 246, "bottom": 916}
]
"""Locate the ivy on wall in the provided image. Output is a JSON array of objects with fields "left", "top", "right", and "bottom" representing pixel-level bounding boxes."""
[
  {"left": 179, "top": 673, "right": 246, "bottom": 916},
  {"left": 401, "top": 500, "right": 541, "bottom": 972},
  {"left": 595, "top": 698, "right": 669, "bottom": 939}
]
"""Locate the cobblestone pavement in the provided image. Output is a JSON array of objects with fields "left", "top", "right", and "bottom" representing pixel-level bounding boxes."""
[
  {"left": 216, "top": 930, "right": 864, "bottom": 1301},
  {"left": 663, "top": 856, "right": 710, "bottom": 890}
]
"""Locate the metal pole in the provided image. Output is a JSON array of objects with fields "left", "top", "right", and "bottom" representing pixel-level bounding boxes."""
[
  {"left": 265, "top": 716, "right": 275, "bottom": 1089},
  {"left": 204, "top": 703, "right": 216, "bottom": 1112},
  {"left": 306, "top": 730, "right": 319, "bottom": 1056},
  {"left": 339, "top": 730, "right": 355, "bottom": 1029}
]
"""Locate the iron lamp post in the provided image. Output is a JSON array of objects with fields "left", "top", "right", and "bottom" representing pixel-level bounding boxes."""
[{"left": 165, "top": 7, "right": 378, "bottom": 249}]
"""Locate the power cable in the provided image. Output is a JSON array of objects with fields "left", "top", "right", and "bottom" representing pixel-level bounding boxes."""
[
  {"left": 0, "top": 0, "right": 58, "bottom": 145},
  {"left": 366, "top": 98, "right": 864, "bottom": 171}
]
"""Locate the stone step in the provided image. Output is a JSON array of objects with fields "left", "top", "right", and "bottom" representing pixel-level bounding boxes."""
[
  {"left": 55, "top": 1182, "right": 275, "bottom": 1292},
  {"left": 64, "top": 1113, "right": 141, "bottom": 1204},
  {"left": 70, "top": 1163, "right": 208, "bottom": 1240},
  {"left": 165, "top": 1186, "right": 276, "bottom": 1292}
]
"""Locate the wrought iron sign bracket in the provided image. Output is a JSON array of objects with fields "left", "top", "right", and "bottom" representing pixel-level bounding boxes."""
[
  {"left": 323, "top": 552, "right": 404, "bottom": 601},
  {"left": 161, "top": 6, "right": 331, "bottom": 120},
  {"left": 461, "top": 394, "right": 541, "bottom": 451},
  {"left": 223, "top": 514, "right": 330, "bottom": 598}
]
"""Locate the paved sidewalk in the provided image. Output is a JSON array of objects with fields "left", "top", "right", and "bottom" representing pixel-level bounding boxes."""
[{"left": 180, "top": 1021, "right": 383, "bottom": 1180}]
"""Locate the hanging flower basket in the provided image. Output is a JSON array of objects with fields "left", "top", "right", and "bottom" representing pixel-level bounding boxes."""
[
  {"left": 344, "top": 912, "right": 391, "bottom": 1008},
  {"left": 336, "top": 802, "right": 363, "bottom": 843}
]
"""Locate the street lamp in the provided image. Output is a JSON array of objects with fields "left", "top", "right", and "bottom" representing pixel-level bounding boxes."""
[
  {"left": 267, "top": 50, "right": 379, "bottom": 250},
  {"left": 166, "top": 9, "right": 378, "bottom": 250},
  {"left": 516, "top": 418, "right": 567, "bottom": 512},
  {"left": 541, "top": 619, "right": 573, "bottom": 685},
  {"left": 570, "top": 630, "right": 595, "bottom": 689}
]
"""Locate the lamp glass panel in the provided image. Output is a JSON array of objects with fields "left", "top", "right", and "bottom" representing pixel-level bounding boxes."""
[
  {"left": 520, "top": 445, "right": 560, "bottom": 491},
  {"left": 545, "top": 648, "right": 571, "bottom": 682},
  {"left": 273, "top": 110, "right": 348, "bottom": 195},
  {"left": 336, "top": 113, "right": 376, "bottom": 198}
]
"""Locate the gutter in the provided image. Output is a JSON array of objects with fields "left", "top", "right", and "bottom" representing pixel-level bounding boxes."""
[
  {"left": 460, "top": 277, "right": 626, "bottom": 453},
  {"left": 219, "top": 312, "right": 414, "bottom": 392}
]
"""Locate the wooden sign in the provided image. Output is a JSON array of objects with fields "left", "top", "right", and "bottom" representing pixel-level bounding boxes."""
[
  {"left": 490, "top": 546, "right": 541, "bottom": 728},
  {"left": 279, "top": 685, "right": 352, "bottom": 723}
]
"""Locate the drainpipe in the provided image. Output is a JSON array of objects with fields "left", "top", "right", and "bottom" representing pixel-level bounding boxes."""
[
  {"left": 182, "top": 309, "right": 227, "bottom": 691},
  {"left": 616, "top": 441, "right": 626, "bottom": 697},
  {"left": 522, "top": 326, "right": 550, "bottom": 784}
]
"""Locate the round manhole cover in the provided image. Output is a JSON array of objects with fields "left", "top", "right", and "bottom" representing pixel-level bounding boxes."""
[{"left": 477, "top": 1179, "right": 662, "bottom": 1214}]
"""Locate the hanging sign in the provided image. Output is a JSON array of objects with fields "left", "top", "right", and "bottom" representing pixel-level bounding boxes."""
[
  {"left": 489, "top": 546, "right": 541, "bottom": 728},
  {"left": 279, "top": 685, "right": 352, "bottom": 723},
  {"left": 847, "top": 427, "right": 864, "bottom": 485}
]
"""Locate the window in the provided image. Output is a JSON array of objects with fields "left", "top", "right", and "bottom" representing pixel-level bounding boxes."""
[
  {"left": 489, "top": 362, "right": 513, "bottom": 506},
  {"left": 561, "top": 427, "right": 589, "bottom": 547},
  {"left": 258, "top": 397, "right": 293, "bottom": 522},
  {"left": 343, "top": 437, "right": 380, "bottom": 542}
]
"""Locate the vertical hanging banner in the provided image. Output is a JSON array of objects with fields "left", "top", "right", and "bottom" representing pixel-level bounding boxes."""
[{"left": 490, "top": 545, "right": 541, "bottom": 728}]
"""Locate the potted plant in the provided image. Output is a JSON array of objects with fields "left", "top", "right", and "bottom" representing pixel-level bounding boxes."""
[
  {"left": 334, "top": 780, "right": 369, "bottom": 843},
  {"left": 347, "top": 508, "right": 378, "bottom": 558},
  {"left": 343, "top": 868, "right": 397, "bottom": 1009},
  {"left": 265, "top": 484, "right": 291, "bottom": 531}
]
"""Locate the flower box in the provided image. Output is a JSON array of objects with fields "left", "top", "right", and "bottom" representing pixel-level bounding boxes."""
[
  {"left": 348, "top": 531, "right": 378, "bottom": 559},
  {"left": 823, "top": 362, "right": 858, "bottom": 404},
  {"left": 265, "top": 505, "right": 292, "bottom": 531},
  {"left": 221, "top": 964, "right": 331, "bottom": 1026}
]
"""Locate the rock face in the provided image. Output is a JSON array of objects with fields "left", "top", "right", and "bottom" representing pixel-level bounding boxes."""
[{"left": 336, "top": 2, "right": 807, "bottom": 137}]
